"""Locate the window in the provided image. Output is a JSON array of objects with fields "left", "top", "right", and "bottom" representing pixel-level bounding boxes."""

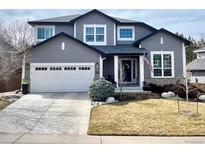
[
  {"left": 79, "top": 67, "right": 91, "bottom": 70},
  {"left": 35, "top": 67, "right": 47, "bottom": 71},
  {"left": 61, "top": 42, "right": 65, "bottom": 50},
  {"left": 117, "top": 26, "right": 135, "bottom": 41},
  {"left": 50, "top": 67, "right": 62, "bottom": 71},
  {"left": 160, "top": 37, "right": 164, "bottom": 45},
  {"left": 36, "top": 26, "right": 55, "bottom": 42},
  {"left": 64, "top": 67, "right": 76, "bottom": 70},
  {"left": 84, "top": 25, "right": 106, "bottom": 45},
  {"left": 151, "top": 51, "right": 174, "bottom": 78}
]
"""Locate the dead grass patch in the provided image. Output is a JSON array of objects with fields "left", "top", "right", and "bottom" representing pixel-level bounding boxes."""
[
  {"left": 0, "top": 100, "right": 10, "bottom": 110},
  {"left": 88, "top": 99, "right": 205, "bottom": 136}
]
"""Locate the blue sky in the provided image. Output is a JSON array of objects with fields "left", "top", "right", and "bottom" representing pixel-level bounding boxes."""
[{"left": 0, "top": 9, "right": 204, "bottom": 40}]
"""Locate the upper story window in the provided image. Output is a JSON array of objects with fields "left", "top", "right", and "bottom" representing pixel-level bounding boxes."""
[
  {"left": 117, "top": 26, "right": 135, "bottom": 41},
  {"left": 35, "top": 26, "right": 55, "bottom": 42},
  {"left": 83, "top": 25, "right": 107, "bottom": 45},
  {"left": 151, "top": 51, "right": 174, "bottom": 78}
]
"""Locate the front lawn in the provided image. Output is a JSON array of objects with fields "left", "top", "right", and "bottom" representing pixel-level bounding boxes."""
[
  {"left": 0, "top": 100, "right": 9, "bottom": 110},
  {"left": 88, "top": 99, "right": 205, "bottom": 136}
]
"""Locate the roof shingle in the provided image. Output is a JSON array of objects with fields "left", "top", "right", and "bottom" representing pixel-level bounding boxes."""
[{"left": 187, "top": 58, "right": 205, "bottom": 70}]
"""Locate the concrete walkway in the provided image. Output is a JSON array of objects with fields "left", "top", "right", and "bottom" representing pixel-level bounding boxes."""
[
  {"left": 0, "top": 93, "right": 90, "bottom": 135},
  {"left": 0, "top": 133, "right": 205, "bottom": 144}
]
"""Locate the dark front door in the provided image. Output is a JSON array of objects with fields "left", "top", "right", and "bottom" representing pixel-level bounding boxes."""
[{"left": 122, "top": 60, "right": 132, "bottom": 82}]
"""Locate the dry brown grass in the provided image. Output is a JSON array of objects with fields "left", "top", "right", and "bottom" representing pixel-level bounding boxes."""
[
  {"left": 88, "top": 99, "right": 205, "bottom": 136},
  {"left": 0, "top": 100, "right": 9, "bottom": 110}
]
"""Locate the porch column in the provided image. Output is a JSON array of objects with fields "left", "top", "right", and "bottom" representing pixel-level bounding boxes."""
[
  {"left": 99, "top": 56, "right": 103, "bottom": 78},
  {"left": 139, "top": 55, "right": 144, "bottom": 87},
  {"left": 114, "top": 56, "right": 119, "bottom": 87},
  {"left": 21, "top": 54, "right": 26, "bottom": 80}
]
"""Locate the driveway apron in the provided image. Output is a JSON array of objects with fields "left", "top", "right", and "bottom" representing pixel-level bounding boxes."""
[{"left": 0, "top": 93, "right": 90, "bottom": 134}]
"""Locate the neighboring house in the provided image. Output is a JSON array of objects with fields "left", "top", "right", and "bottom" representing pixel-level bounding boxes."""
[
  {"left": 187, "top": 47, "right": 205, "bottom": 83},
  {"left": 0, "top": 36, "right": 21, "bottom": 92},
  {"left": 24, "top": 9, "right": 190, "bottom": 92}
]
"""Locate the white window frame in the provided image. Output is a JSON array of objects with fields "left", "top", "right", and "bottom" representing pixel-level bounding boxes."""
[
  {"left": 83, "top": 24, "right": 107, "bottom": 46},
  {"left": 35, "top": 25, "right": 55, "bottom": 43},
  {"left": 150, "top": 51, "right": 175, "bottom": 78},
  {"left": 117, "top": 26, "right": 135, "bottom": 41}
]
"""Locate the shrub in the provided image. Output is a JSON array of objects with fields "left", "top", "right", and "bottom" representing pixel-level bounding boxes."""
[
  {"left": 148, "top": 83, "right": 164, "bottom": 93},
  {"left": 88, "top": 78, "right": 115, "bottom": 101},
  {"left": 164, "top": 84, "right": 204, "bottom": 99}
]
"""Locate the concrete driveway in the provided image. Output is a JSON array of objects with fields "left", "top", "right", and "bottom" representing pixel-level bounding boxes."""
[{"left": 0, "top": 93, "right": 90, "bottom": 135}]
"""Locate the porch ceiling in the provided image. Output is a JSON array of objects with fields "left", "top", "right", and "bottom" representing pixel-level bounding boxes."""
[{"left": 94, "top": 45, "right": 147, "bottom": 56}]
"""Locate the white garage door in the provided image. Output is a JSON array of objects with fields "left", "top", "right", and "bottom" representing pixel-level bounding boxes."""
[{"left": 30, "top": 63, "right": 95, "bottom": 92}]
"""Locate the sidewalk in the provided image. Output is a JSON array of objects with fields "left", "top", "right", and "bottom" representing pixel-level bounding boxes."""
[{"left": 0, "top": 133, "right": 205, "bottom": 144}]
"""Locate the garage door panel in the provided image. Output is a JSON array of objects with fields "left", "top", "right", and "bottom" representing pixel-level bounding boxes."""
[{"left": 30, "top": 63, "right": 95, "bottom": 92}]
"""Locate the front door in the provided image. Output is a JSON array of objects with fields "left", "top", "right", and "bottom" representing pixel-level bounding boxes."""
[{"left": 121, "top": 60, "right": 132, "bottom": 82}]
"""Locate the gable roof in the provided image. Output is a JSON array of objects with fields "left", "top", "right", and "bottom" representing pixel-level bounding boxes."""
[
  {"left": 28, "top": 9, "right": 157, "bottom": 31},
  {"left": 133, "top": 28, "right": 191, "bottom": 46},
  {"left": 187, "top": 58, "right": 205, "bottom": 71},
  {"left": 28, "top": 14, "right": 81, "bottom": 25},
  {"left": 69, "top": 9, "right": 120, "bottom": 24},
  {"left": 31, "top": 32, "right": 106, "bottom": 56}
]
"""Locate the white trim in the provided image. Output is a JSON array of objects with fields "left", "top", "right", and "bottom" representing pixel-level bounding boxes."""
[
  {"left": 99, "top": 55, "right": 103, "bottom": 78},
  {"left": 83, "top": 24, "right": 107, "bottom": 46},
  {"left": 113, "top": 23, "right": 116, "bottom": 46},
  {"left": 21, "top": 54, "right": 26, "bottom": 80},
  {"left": 35, "top": 25, "right": 55, "bottom": 43},
  {"left": 193, "top": 49, "right": 205, "bottom": 53},
  {"left": 74, "top": 22, "right": 76, "bottom": 38},
  {"left": 182, "top": 43, "right": 186, "bottom": 77},
  {"left": 117, "top": 26, "right": 135, "bottom": 41},
  {"left": 139, "top": 55, "right": 144, "bottom": 87},
  {"left": 114, "top": 56, "right": 119, "bottom": 87},
  {"left": 150, "top": 51, "right": 175, "bottom": 78}
]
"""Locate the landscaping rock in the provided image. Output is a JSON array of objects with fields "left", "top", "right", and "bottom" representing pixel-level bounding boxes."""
[
  {"left": 106, "top": 97, "right": 116, "bottom": 103},
  {"left": 199, "top": 95, "right": 205, "bottom": 101},
  {"left": 168, "top": 91, "right": 175, "bottom": 97},
  {"left": 161, "top": 92, "right": 170, "bottom": 98}
]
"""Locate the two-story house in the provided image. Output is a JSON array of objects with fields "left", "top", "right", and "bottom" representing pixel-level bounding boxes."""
[{"left": 24, "top": 9, "right": 190, "bottom": 92}]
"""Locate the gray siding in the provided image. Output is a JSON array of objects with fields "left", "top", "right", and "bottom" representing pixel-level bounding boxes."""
[
  {"left": 55, "top": 25, "right": 74, "bottom": 36},
  {"left": 30, "top": 35, "right": 100, "bottom": 63},
  {"left": 141, "top": 32, "right": 184, "bottom": 85},
  {"left": 26, "top": 35, "right": 100, "bottom": 82},
  {"left": 75, "top": 12, "right": 115, "bottom": 45},
  {"left": 116, "top": 24, "right": 154, "bottom": 45},
  {"left": 103, "top": 57, "right": 114, "bottom": 79}
]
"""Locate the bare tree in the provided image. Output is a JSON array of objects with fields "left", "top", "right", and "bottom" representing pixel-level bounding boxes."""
[
  {"left": 0, "top": 18, "right": 34, "bottom": 51},
  {"left": 0, "top": 18, "right": 34, "bottom": 82}
]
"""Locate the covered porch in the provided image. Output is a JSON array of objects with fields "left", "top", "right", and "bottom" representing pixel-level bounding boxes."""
[
  {"left": 96, "top": 45, "right": 147, "bottom": 92},
  {"left": 100, "top": 55, "right": 145, "bottom": 92}
]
